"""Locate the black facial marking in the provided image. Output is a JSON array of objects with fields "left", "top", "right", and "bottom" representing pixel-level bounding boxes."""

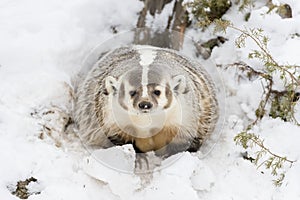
[
  {"left": 147, "top": 84, "right": 158, "bottom": 106},
  {"left": 129, "top": 90, "right": 137, "bottom": 97},
  {"left": 132, "top": 87, "right": 143, "bottom": 109},
  {"left": 103, "top": 89, "right": 109, "bottom": 95},
  {"left": 164, "top": 83, "right": 173, "bottom": 109},
  {"left": 118, "top": 83, "right": 128, "bottom": 110},
  {"left": 119, "top": 83, "right": 125, "bottom": 99}
]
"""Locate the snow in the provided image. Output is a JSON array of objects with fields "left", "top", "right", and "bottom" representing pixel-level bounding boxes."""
[
  {"left": 0, "top": 0, "right": 300, "bottom": 200},
  {"left": 145, "top": 0, "right": 175, "bottom": 30},
  {"left": 83, "top": 146, "right": 141, "bottom": 198},
  {"left": 84, "top": 145, "right": 136, "bottom": 173}
]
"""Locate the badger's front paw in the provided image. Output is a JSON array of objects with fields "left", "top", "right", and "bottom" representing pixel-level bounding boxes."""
[
  {"left": 135, "top": 153, "right": 149, "bottom": 171},
  {"left": 134, "top": 152, "right": 162, "bottom": 173},
  {"left": 154, "top": 138, "right": 202, "bottom": 158},
  {"left": 107, "top": 135, "right": 128, "bottom": 146}
]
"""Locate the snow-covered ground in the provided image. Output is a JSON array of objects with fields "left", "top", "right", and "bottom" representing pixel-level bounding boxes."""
[{"left": 0, "top": 0, "right": 300, "bottom": 199}]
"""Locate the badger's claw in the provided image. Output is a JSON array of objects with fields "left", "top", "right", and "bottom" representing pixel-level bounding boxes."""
[{"left": 135, "top": 153, "right": 149, "bottom": 172}]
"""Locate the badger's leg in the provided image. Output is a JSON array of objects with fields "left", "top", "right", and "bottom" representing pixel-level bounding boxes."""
[
  {"left": 135, "top": 153, "right": 149, "bottom": 170},
  {"left": 186, "top": 137, "right": 202, "bottom": 152},
  {"left": 107, "top": 134, "right": 129, "bottom": 146},
  {"left": 107, "top": 134, "right": 149, "bottom": 169},
  {"left": 155, "top": 137, "right": 203, "bottom": 157},
  {"left": 132, "top": 141, "right": 150, "bottom": 170},
  {"left": 155, "top": 142, "right": 188, "bottom": 158},
  {"left": 132, "top": 140, "right": 144, "bottom": 153}
]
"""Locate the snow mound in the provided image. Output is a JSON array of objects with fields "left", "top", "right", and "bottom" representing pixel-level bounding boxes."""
[
  {"left": 83, "top": 148, "right": 217, "bottom": 200},
  {"left": 84, "top": 145, "right": 136, "bottom": 173},
  {"left": 83, "top": 145, "right": 141, "bottom": 198}
]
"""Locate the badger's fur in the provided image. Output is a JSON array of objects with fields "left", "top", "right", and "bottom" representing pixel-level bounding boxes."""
[{"left": 74, "top": 45, "right": 218, "bottom": 156}]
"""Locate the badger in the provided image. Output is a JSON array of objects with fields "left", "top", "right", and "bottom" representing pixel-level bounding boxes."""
[{"left": 74, "top": 45, "right": 218, "bottom": 156}]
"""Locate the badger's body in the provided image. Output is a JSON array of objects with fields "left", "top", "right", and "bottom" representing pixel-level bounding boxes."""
[{"left": 74, "top": 45, "right": 218, "bottom": 156}]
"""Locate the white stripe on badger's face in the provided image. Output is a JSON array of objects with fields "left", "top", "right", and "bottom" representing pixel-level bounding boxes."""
[
  {"left": 138, "top": 48, "right": 157, "bottom": 66},
  {"left": 142, "top": 86, "right": 148, "bottom": 98},
  {"left": 137, "top": 48, "right": 157, "bottom": 97}
]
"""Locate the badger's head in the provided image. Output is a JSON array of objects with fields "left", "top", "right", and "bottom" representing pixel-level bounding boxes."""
[{"left": 104, "top": 67, "right": 187, "bottom": 115}]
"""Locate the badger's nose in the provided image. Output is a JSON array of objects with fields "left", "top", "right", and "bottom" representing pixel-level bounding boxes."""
[{"left": 138, "top": 101, "right": 153, "bottom": 110}]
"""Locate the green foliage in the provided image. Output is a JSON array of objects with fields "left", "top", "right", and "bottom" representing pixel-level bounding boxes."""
[
  {"left": 270, "top": 90, "right": 299, "bottom": 122},
  {"left": 232, "top": 27, "right": 300, "bottom": 124},
  {"left": 185, "top": 0, "right": 231, "bottom": 28},
  {"left": 234, "top": 0, "right": 254, "bottom": 21},
  {"left": 266, "top": 3, "right": 293, "bottom": 19},
  {"left": 187, "top": 0, "right": 299, "bottom": 187},
  {"left": 213, "top": 19, "right": 231, "bottom": 33},
  {"left": 234, "top": 132, "right": 294, "bottom": 186},
  {"left": 273, "top": 173, "right": 285, "bottom": 187},
  {"left": 186, "top": 0, "right": 254, "bottom": 27},
  {"left": 229, "top": 27, "right": 299, "bottom": 186},
  {"left": 195, "top": 7, "right": 299, "bottom": 188},
  {"left": 235, "top": 0, "right": 254, "bottom": 11}
]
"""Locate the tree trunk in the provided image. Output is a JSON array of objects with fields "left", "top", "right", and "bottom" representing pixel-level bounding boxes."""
[{"left": 135, "top": 0, "right": 189, "bottom": 50}]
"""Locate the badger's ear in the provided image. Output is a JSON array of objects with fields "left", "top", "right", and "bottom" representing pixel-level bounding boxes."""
[
  {"left": 105, "top": 76, "right": 118, "bottom": 94},
  {"left": 171, "top": 75, "right": 186, "bottom": 94}
]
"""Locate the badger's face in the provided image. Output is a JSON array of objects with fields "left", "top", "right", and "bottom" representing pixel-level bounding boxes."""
[{"left": 105, "top": 68, "right": 187, "bottom": 115}]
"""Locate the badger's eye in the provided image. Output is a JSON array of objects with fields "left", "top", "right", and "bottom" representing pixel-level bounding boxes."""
[
  {"left": 129, "top": 90, "right": 137, "bottom": 97},
  {"left": 153, "top": 90, "right": 161, "bottom": 96}
]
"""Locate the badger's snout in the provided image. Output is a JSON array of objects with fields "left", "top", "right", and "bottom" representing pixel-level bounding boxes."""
[{"left": 138, "top": 101, "right": 153, "bottom": 110}]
